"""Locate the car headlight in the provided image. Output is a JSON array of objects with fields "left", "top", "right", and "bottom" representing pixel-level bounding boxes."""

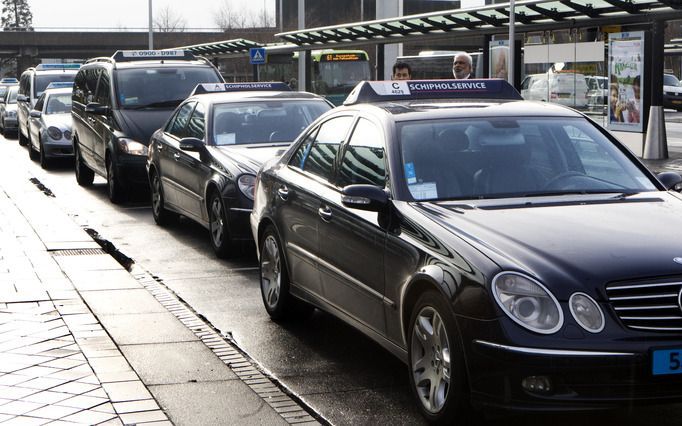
[
  {"left": 492, "top": 272, "right": 563, "bottom": 334},
  {"left": 238, "top": 174, "right": 256, "bottom": 200},
  {"left": 47, "top": 126, "right": 62, "bottom": 140},
  {"left": 569, "top": 293, "right": 604, "bottom": 333},
  {"left": 117, "top": 138, "right": 148, "bottom": 156}
]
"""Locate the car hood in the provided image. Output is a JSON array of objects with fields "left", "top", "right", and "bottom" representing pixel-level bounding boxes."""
[
  {"left": 664, "top": 84, "right": 682, "bottom": 94},
  {"left": 114, "top": 109, "right": 174, "bottom": 146},
  {"left": 212, "top": 144, "right": 290, "bottom": 175},
  {"left": 415, "top": 192, "right": 682, "bottom": 297},
  {"left": 42, "top": 113, "right": 72, "bottom": 130}
]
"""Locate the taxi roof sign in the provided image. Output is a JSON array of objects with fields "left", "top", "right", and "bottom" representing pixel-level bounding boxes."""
[
  {"left": 35, "top": 63, "right": 81, "bottom": 71},
  {"left": 343, "top": 79, "right": 522, "bottom": 105},
  {"left": 191, "top": 82, "right": 291, "bottom": 96},
  {"left": 112, "top": 50, "right": 196, "bottom": 62}
]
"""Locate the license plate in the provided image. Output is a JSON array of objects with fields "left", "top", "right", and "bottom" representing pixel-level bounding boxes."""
[{"left": 652, "top": 348, "right": 682, "bottom": 375}]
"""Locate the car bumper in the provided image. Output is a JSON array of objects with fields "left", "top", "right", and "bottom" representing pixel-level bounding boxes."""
[
  {"left": 43, "top": 139, "right": 74, "bottom": 158},
  {"left": 663, "top": 94, "right": 682, "bottom": 110},
  {"left": 115, "top": 154, "right": 149, "bottom": 187},
  {"left": 466, "top": 336, "right": 682, "bottom": 411},
  {"left": 227, "top": 205, "right": 253, "bottom": 242},
  {"left": 3, "top": 118, "right": 17, "bottom": 130}
]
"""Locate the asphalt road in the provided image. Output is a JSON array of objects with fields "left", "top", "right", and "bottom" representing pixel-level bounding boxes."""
[{"left": 3, "top": 131, "right": 682, "bottom": 426}]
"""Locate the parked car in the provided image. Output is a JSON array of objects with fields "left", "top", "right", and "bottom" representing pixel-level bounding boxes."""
[
  {"left": 17, "top": 63, "right": 79, "bottom": 147},
  {"left": 147, "top": 82, "right": 332, "bottom": 257},
  {"left": 251, "top": 79, "right": 682, "bottom": 423},
  {"left": 0, "top": 85, "right": 20, "bottom": 136},
  {"left": 585, "top": 75, "right": 607, "bottom": 112},
  {"left": 27, "top": 87, "right": 74, "bottom": 168},
  {"left": 520, "top": 72, "right": 589, "bottom": 109},
  {"left": 72, "top": 50, "right": 224, "bottom": 203},
  {"left": 663, "top": 73, "right": 682, "bottom": 111}
]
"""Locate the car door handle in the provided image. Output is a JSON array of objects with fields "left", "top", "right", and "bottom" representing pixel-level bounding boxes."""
[
  {"left": 173, "top": 153, "right": 181, "bottom": 160},
  {"left": 318, "top": 206, "right": 332, "bottom": 222},
  {"left": 277, "top": 186, "right": 289, "bottom": 201},
  {"left": 156, "top": 143, "right": 163, "bottom": 151}
]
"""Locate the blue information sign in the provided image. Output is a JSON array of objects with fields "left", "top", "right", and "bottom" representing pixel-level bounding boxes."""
[{"left": 249, "top": 48, "right": 266, "bottom": 65}]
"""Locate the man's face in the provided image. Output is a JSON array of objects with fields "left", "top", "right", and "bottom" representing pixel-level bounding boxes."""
[
  {"left": 452, "top": 56, "right": 471, "bottom": 79},
  {"left": 393, "top": 67, "right": 411, "bottom": 80}
]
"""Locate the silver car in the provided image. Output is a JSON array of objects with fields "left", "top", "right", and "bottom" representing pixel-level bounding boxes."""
[
  {"left": 0, "top": 85, "right": 19, "bottom": 137},
  {"left": 27, "top": 87, "right": 73, "bottom": 168}
]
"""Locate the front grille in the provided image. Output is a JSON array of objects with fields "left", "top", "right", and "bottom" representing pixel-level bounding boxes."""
[{"left": 605, "top": 280, "right": 682, "bottom": 332}]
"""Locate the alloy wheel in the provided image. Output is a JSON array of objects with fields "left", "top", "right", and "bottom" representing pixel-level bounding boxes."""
[
  {"left": 151, "top": 173, "right": 162, "bottom": 218},
  {"left": 260, "top": 234, "right": 281, "bottom": 310},
  {"left": 210, "top": 196, "right": 225, "bottom": 247},
  {"left": 411, "top": 306, "right": 451, "bottom": 414}
]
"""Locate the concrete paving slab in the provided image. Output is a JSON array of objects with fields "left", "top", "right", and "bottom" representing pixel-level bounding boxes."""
[
  {"left": 67, "top": 269, "right": 142, "bottom": 291},
  {"left": 150, "top": 381, "right": 288, "bottom": 426},
  {"left": 79, "top": 289, "right": 167, "bottom": 315},
  {"left": 97, "top": 312, "right": 199, "bottom": 345},
  {"left": 53, "top": 255, "right": 123, "bottom": 273},
  {"left": 119, "top": 341, "right": 238, "bottom": 385}
]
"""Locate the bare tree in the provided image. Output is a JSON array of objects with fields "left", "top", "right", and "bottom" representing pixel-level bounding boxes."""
[
  {"left": 214, "top": 0, "right": 274, "bottom": 30},
  {"left": 2, "top": 0, "right": 33, "bottom": 31},
  {"left": 154, "top": 5, "right": 186, "bottom": 32}
]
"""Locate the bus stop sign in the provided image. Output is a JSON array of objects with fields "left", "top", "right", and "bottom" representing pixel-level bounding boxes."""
[{"left": 249, "top": 48, "right": 266, "bottom": 65}]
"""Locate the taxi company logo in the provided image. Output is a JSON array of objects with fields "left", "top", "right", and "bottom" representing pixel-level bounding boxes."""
[{"left": 674, "top": 257, "right": 682, "bottom": 265}]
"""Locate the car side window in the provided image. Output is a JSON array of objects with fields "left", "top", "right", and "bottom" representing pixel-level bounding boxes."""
[
  {"left": 167, "top": 102, "right": 195, "bottom": 139},
  {"left": 94, "top": 71, "right": 111, "bottom": 107},
  {"left": 291, "top": 116, "right": 353, "bottom": 181},
  {"left": 186, "top": 103, "right": 205, "bottom": 140},
  {"left": 336, "top": 118, "right": 386, "bottom": 188},
  {"left": 34, "top": 94, "right": 45, "bottom": 112},
  {"left": 19, "top": 74, "right": 29, "bottom": 96}
]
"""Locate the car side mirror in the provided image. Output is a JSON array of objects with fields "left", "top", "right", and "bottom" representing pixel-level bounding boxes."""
[
  {"left": 179, "top": 137, "right": 205, "bottom": 152},
  {"left": 341, "top": 184, "right": 389, "bottom": 212},
  {"left": 85, "top": 102, "right": 110, "bottom": 115},
  {"left": 657, "top": 171, "right": 682, "bottom": 191},
  {"left": 29, "top": 110, "right": 41, "bottom": 118},
  {"left": 16, "top": 94, "right": 28, "bottom": 102}
]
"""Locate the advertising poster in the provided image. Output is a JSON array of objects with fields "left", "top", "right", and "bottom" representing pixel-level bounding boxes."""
[
  {"left": 489, "top": 40, "right": 509, "bottom": 80},
  {"left": 608, "top": 32, "right": 644, "bottom": 132}
]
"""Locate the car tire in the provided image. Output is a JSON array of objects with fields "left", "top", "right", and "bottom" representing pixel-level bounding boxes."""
[
  {"left": 28, "top": 135, "right": 39, "bottom": 161},
  {"left": 39, "top": 136, "right": 50, "bottom": 169},
  {"left": 74, "top": 144, "right": 94, "bottom": 187},
  {"left": 150, "top": 170, "right": 177, "bottom": 226},
  {"left": 259, "top": 225, "right": 314, "bottom": 321},
  {"left": 407, "top": 291, "right": 470, "bottom": 425},
  {"left": 208, "top": 190, "right": 234, "bottom": 258},
  {"left": 106, "top": 156, "right": 128, "bottom": 204}
]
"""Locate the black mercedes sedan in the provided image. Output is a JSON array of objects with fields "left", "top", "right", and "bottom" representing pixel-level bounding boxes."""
[
  {"left": 250, "top": 80, "right": 682, "bottom": 423},
  {"left": 147, "top": 83, "right": 332, "bottom": 257}
]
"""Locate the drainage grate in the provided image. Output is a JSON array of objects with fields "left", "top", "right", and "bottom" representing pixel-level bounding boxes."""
[
  {"left": 131, "top": 267, "right": 328, "bottom": 426},
  {"left": 50, "top": 248, "right": 107, "bottom": 256}
]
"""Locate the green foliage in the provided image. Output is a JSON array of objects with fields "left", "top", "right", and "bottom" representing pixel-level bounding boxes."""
[{"left": 2, "top": 0, "right": 33, "bottom": 31}]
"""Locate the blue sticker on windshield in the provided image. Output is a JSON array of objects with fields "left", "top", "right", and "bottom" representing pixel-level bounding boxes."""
[{"left": 405, "top": 162, "right": 416, "bottom": 184}]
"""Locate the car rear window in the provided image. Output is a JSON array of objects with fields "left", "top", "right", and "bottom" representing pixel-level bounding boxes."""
[{"left": 35, "top": 74, "right": 76, "bottom": 98}]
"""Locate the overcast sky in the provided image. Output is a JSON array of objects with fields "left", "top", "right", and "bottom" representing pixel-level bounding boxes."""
[{"left": 28, "top": 0, "right": 276, "bottom": 30}]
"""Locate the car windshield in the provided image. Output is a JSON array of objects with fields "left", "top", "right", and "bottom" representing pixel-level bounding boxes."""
[
  {"left": 45, "top": 93, "right": 72, "bottom": 114},
  {"left": 115, "top": 67, "right": 221, "bottom": 110},
  {"left": 211, "top": 100, "right": 331, "bottom": 146},
  {"left": 399, "top": 117, "right": 658, "bottom": 201},
  {"left": 7, "top": 87, "right": 18, "bottom": 103},
  {"left": 34, "top": 74, "right": 76, "bottom": 98},
  {"left": 664, "top": 74, "right": 681, "bottom": 86}
]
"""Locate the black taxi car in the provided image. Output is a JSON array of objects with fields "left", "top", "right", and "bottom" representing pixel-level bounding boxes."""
[
  {"left": 250, "top": 79, "right": 682, "bottom": 423},
  {"left": 147, "top": 82, "right": 331, "bottom": 258}
]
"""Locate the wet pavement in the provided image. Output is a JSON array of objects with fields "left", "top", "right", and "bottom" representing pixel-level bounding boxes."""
[{"left": 0, "top": 159, "right": 317, "bottom": 424}]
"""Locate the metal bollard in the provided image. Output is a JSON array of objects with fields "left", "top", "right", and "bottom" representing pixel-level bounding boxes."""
[{"left": 642, "top": 105, "right": 668, "bottom": 160}]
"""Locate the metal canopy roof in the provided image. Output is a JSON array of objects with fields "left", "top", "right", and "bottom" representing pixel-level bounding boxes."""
[
  {"left": 174, "top": 38, "right": 263, "bottom": 57},
  {"left": 277, "top": 0, "right": 682, "bottom": 47}
]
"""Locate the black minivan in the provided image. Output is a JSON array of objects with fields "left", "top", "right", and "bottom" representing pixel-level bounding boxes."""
[{"left": 71, "top": 50, "right": 224, "bottom": 203}]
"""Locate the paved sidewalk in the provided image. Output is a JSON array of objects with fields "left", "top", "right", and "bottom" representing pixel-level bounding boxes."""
[{"left": 0, "top": 161, "right": 314, "bottom": 424}]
